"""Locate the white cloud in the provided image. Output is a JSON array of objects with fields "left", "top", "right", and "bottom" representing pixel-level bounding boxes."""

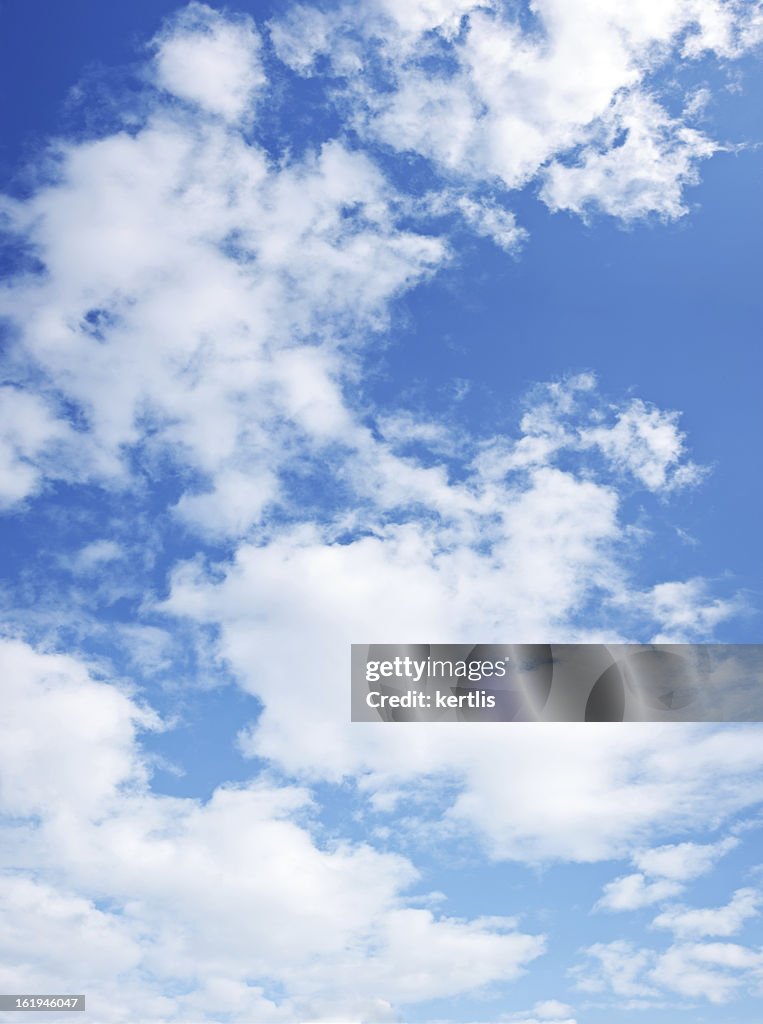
[
  {"left": 473, "top": 376, "right": 705, "bottom": 496},
  {"left": 0, "top": 387, "right": 80, "bottom": 508},
  {"left": 0, "top": 4, "right": 756, "bottom": 887},
  {"left": 454, "top": 195, "right": 527, "bottom": 251},
  {"left": 165, "top": 520, "right": 763, "bottom": 862},
  {"left": 0, "top": 636, "right": 545, "bottom": 1021},
  {"left": 571, "top": 940, "right": 658, "bottom": 998},
  {"left": 0, "top": 94, "right": 445, "bottom": 525},
  {"left": 268, "top": 5, "right": 339, "bottom": 75},
  {"left": 153, "top": 3, "right": 265, "bottom": 122},
  {"left": 425, "top": 190, "right": 528, "bottom": 253},
  {"left": 643, "top": 579, "right": 741, "bottom": 642},
  {"left": 2, "top": 6, "right": 763, "bottom": 1016},
  {"left": 0, "top": 638, "right": 156, "bottom": 818},
  {"left": 0, "top": 875, "right": 147, "bottom": 1012},
  {"left": 650, "top": 940, "right": 763, "bottom": 1003},
  {"left": 580, "top": 398, "right": 705, "bottom": 491},
  {"left": 68, "top": 539, "right": 124, "bottom": 574},
  {"left": 0, "top": 5, "right": 725, "bottom": 574},
  {"left": 504, "top": 1016, "right": 577, "bottom": 1024},
  {"left": 652, "top": 887, "right": 762, "bottom": 938},
  {"left": 174, "top": 467, "right": 279, "bottom": 537},
  {"left": 532, "top": 999, "right": 576, "bottom": 1019},
  {"left": 597, "top": 834, "right": 742, "bottom": 912},
  {"left": 271, "top": 0, "right": 761, "bottom": 222},
  {"left": 375, "top": 0, "right": 481, "bottom": 39},
  {"left": 634, "top": 836, "right": 739, "bottom": 880},
  {"left": 541, "top": 91, "right": 717, "bottom": 221},
  {"left": 573, "top": 935, "right": 763, "bottom": 1006},
  {"left": 597, "top": 873, "right": 684, "bottom": 912},
  {"left": 681, "top": 0, "right": 763, "bottom": 58},
  {"left": 503, "top": 999, "right": 578, "bottom": 1024}
]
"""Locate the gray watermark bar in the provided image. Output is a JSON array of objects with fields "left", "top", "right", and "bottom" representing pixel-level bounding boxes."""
[
  {"left": 0, "top": 997, "right": 85, "bottom": 1012},
  {"left": 351, "top": 644, "right": 763, "bottom": 722}
]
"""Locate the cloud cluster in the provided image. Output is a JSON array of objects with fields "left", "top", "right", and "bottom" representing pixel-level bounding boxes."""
[
  {"left": 578, "top": 836, "right": 763, "bottom": 1008},
  {"left": 597, "top": 837, "right": 739, "bottom": 910},
  {"left": 574, "top": 933, "right": 763, "bottom": 1006},
  {"left": 0, "top": 0, "right": 758, "bottom": 883},
  {"left": 0, "top": 637, "right": 545, "bottom": 1021},
  {"left": 272, "top": 0, "right": 762, "bottom": 220},
  {"left": 0, "top": 118, "right": 444, "bottom": 521},
  {"left": 0, "top": 3, "right": 762, "bottom": 1020}
]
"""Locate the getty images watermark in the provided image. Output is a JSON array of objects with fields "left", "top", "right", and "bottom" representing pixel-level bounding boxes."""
[
  {"left": 351, "top": 644, "right": 763, "bottom": 722},
  {"left": 365, "top": 650, "right": 510, "bottom": 710}
]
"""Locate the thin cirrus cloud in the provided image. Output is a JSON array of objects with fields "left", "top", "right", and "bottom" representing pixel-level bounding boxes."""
[{"left": 0, "top": 1, "right": 762, "bottom": 1021}]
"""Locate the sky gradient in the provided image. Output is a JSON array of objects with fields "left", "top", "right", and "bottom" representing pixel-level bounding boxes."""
[{"left": 1, "top": 2, "right": 763, "bottom": 1022}]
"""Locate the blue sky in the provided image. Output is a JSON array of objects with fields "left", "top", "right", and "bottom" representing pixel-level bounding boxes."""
[{"left": 1, "top": 2, "right": 763, "bottom": 1022}]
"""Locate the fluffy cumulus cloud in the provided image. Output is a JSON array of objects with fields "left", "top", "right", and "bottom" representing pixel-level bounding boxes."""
[
  {"left": 540, "top": 90, "right": 717, "bottom": 221},
  {"left": 0, "top": 113, "right": 445, "bottom": 530},
  {"left": 153, "top": 2, "right": 266, "bottom": 121},
  {"left": 596, "top": 873, "right": 686, "bottom": 912},
  {"left": 571, "top": 939, "right": 659, "bottom": 1001},
  {"left": 503, "top": 1000, "right": 578, "bottom": 1024},
  {"left": 0, "top": 637, "right": 545, "bottom": 1021},
  {"left": 1, "top": 1, "right": 763, "bottom": 1021},
  {"left": 596, "top": 837, "right": 739, "bottom": 910},
  {"left": 577, "top": 837, "right": 763, "bottom": 1008},
  {"left": 574, "top": 935, "right": 763, "bottom": 1006},
  {"left": 271, "top": 0, "right": 762, "bottom": 219},
  {"left": 652, "top": 887, "right": 762, "bottom": 938},
  {"left": 634, "top": 836, "right": 740, "bottom": 880},
  {"left": 0, "top": 387, "right": 82, "bottom": 508},
  {"left": 167, "top": 514, "right": 763, "bottom": 864},
  {"left": 650, "top": 940, "right": 763, "bottom": 1002}
]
